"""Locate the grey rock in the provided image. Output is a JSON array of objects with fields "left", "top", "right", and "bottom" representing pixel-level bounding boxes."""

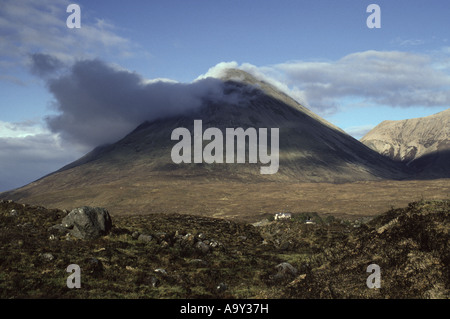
[
  {"left": 40, "top": 252, "right": 54, "bottom": 262},
  {"left": 61, "top": 206, "right": 112, "bottom": 239},
  {"left": 151, "top": 276, "right": 160, "bottom": 287},
  {"left": 189, "top": 259, "right": 208, "bottom": 267},
  {"left": 279, "top": 240, "right": 293, "bottom": 251},
  {"left": 49, "top": 224, "right": 70, "bottom": 235},
  {"left": 195, "top": 241, "right": 210, "bottom": 254},
  {"left": 16, "top": 222, "right": 33, "bottom": 228},
  {"left": 131, "top": 231, "right": 140, "bottom": 240},
  {"left": 274, "top": 262, "right": 298, "bottom": 281},
  {"left": 160, "top": 240, "right": 169, "bottom": 248},
  {"left": 209, "top": 239, "right": 219, "bottom": 248},
  {"left": 154, "top": 268, "right": 167, "bottom": 275},
  {"left": 174, "top": 234, "right": 184, "bottom": 242},
  {"left": 154, "top": 232, "right": 168, "bottom": 241},
  {"left": 181, "top": 233, "right": 195, "bottom": 247},
  {"left": 85, "top": 257, "right": 104, "bottom": 274},
  {"left": 216, "top": 282, "right": 228, "bottom": 292},
  {"left": 137, "top": 234, "right": 153, "bottom": 242}
]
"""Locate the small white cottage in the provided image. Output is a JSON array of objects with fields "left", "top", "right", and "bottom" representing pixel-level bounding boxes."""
[{"left": 274, "top": 212, "right": 292, "bottom": 220}]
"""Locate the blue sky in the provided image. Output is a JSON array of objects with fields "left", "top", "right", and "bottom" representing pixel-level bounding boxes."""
[{"left": 0, "top": 0, "right": 449, "bottom": 191}]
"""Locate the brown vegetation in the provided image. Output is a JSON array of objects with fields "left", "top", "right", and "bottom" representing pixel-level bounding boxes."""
[
  {"left": 3, "top": 178, "right": 448, "bottom": 222},
  {"left": 0, "top": 199, "right": 448, "bottom": 299}
]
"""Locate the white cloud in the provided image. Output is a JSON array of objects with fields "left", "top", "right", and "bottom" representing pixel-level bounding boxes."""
[
  {"left": 220, "top": 50, "right": 450, "bottom": 115},
  {"left": 0, "top": 0, "right": 144, "bottom": 82},
  {"left": 392, "top": 37, "right": 425, "bottom": 47},
  {"left": 0, "top": 119, "right": 47, "bottom": 138},
  {"left": 239, "top": 63, "right": 309, "bottom": 107},
  {"left": 196, "top": 61, "right": 240, "bottom": 80},
  {"left": 169, "top": 51, "right": 450, "bottom": 117},
  {"left": 196, "top": 61, "right": 309, "bottom": 108}
]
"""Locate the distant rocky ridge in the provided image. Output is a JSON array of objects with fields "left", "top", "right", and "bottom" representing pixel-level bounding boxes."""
[{"left": 361, "top": 109, "right": 450, "bottom": 178}]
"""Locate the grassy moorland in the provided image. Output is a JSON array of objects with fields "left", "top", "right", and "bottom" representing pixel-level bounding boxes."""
[
  {"left": 2, "top": 178, "right": 449, "bottom": 222},
  {"left": 0, "top": 198, "right": 448, "bottom": 299}
]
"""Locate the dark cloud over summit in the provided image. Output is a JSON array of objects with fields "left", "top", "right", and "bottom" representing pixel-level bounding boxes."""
[
  {"left": 29, "top": 53, "right": 65, "bottom": 78},
  {"left": 38, "top": 58, "right": 243, "bottom": 150}
]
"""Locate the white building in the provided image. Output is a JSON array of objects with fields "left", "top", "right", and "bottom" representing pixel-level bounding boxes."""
[{"left": 274, "top": 212, "right": 292, "bottom": 220}]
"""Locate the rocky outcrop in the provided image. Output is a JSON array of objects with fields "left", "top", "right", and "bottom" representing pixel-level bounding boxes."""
[
  {"left": 361, "top": 109, "right": 450, "bottom": 177},
  {"left": 283, "top": 200, "right": 450, "bottom": 299},
  {"left": 57, "top": 206, "right": 112, "bottom": 239},
  {"left": 130, "top": 229, "right": 223, "bottom": 256}
]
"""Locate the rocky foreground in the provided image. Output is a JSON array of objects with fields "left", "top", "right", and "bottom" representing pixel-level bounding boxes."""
[{"left": 0, "top": 199, "right": 448, "bottom": 299}]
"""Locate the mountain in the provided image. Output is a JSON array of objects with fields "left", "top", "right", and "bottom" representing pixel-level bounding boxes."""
[
  {"left": 361, "top": 109, "right": 450, "bottom": 178},
  {"left": 0, "top": 69, "right": 411, "bottom": 214},
  {"left": 53, "top": 68, "right": 407, "bottom": 181}
]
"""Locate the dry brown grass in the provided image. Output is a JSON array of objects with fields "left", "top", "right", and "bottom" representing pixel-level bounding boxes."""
[{"left": 6, "top": 178, "right": 449, "bottom": 222}]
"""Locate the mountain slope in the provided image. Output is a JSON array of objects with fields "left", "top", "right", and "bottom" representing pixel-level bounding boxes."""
[
  {"left": 0, "top": 69, "right": 411, "bottom": 214},
  {"left": 361, "top": 109, "right": 450, "bottom": 178}
]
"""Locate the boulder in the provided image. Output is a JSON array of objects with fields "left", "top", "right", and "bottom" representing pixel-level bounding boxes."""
[
  {"left": 49, "top": 223, "right": 70, "bottom": 235},
  {"left": 208, "top": 239, "right": 220, "bottom": 248},
  {"left": 9, "top": 209, "right": 18, "bottom": 217},
  {"left": 181, "top": 233, "right": 195, "bottom": 246},
  {"left": 131, "top": 231, "right": 140, "bottom": 240},
  {"left": 151, "top": 276, "right": 160, "bottom": 287},
  {"left": 39, "top": 252, "right": 55, "bottom": 262},
  {"left": 274, "top": 262, "right": 298, "bottom": 281},
  {"left": 188, "top": 259, "right": 208, "bottom": 267},
  {"left": 61, "top": 206, "right": 112, "bottom": 239},
  {"left": 154, "top": 268, "right": 167, "bottom": 276},
  {"left": 137, "top": 234, "right": 153, "bottom": 242},
  {"left": 216, "top": 282, "right": 228, "bottom": 293},
  {"left": 84, "top": 257, "right": 104, "bottom": 275},
  {"left": 195, "top": 241, "right": 210, "bottom": 254}
]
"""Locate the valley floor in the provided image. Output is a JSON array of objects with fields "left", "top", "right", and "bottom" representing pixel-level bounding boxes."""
[{"left": 3, "top": 178, "right": 449, "bottom": 222}]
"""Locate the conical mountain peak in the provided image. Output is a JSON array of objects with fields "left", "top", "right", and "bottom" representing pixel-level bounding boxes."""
[
  {"left": 218, "top": 68, "right": 262, "bottom": 85},
  {"left": 1, "top": 65, "right": 413, "bottom": 214}
]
